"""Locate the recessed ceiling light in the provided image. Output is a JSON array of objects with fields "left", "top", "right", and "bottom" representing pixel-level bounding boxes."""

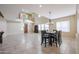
[
  {"left": 38, "top": 14, "right": 41, "bottom": 17},
  {"left": 39, "top": 5, "right": 42, "bottom": 8}
]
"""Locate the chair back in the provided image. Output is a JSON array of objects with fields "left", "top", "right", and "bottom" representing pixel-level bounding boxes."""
[
  {"left": 58, "top": 31, "right": 62, "bottom": 46},
  {"left": 0, "top": 32, "right": 4, "bottom": 36},
  {"left": 41, "top": 30, "right": 46, "bottom": 35}
]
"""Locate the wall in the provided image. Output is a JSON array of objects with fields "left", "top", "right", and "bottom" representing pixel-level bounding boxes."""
[
  {"left": 0, "top": 5, "right": 25, "bottom": 36},
  {"left": 7, "top": 21, "right": 24, "bottom": 35},
  {"left": 35, "top": 16, "right": 49, "bottom": 25},
  {"left": 77, "top": 14, "right": 79, "bottom": 33},
  {"left": 0, "top": 19, "right": 24, "bottom": 36},
  {"left": 52, "top": 15, "right": 77, "bottom": 38},
  {"left": 0, "top": 18, "right": 7, "bottom": 38},
  {"left": 77, "top": 5, "right": 79, "bottom": 34}
]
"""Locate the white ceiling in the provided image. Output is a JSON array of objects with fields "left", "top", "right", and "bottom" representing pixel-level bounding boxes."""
[{"left": 0, "top": 4, "right": 76, "bottom": 20}]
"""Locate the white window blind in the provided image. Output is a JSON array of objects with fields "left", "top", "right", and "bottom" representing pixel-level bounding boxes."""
[{"left": 56, "top": 21, "right": 70, "bottom": 32}]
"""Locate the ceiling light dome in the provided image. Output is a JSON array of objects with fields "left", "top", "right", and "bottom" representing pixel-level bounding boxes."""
[
  {"left": 39, "top": 5, "right": 42, "bottom": 8},
  {"left": 38, "top": 14, "right": 41, "bottom": 17}
]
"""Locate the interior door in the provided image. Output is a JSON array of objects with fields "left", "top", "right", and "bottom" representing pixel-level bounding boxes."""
[{"left": 24, "top": 24, "right": 28, "bottom": 33}]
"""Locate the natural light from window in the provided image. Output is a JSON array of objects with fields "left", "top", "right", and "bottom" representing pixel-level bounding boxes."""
[
  {"left": 38, "top": 24, "right": 49, "bottom": 31},
  {"left": 56, "top": 21, "right": 70, "bottom": 32}
]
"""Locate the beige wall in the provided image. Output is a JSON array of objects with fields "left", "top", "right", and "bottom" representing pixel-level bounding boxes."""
[
  {"left": 52, "top": 15, "right": 77, "bottom": 38},
  {"left": 76, "top": 5, "right": 79, "bottom": 53},
  {"left": 77, "top": 5, "right": 79, "bottom": 34},
  {"left": 35, "top": 16, "right": 49, "bottom": 25},
  {"left": 77, "top": 14, "right": 79, "bottom": 33}
]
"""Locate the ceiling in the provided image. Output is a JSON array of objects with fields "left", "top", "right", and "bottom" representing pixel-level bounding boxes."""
[{"left": 0, "top": 4, "right": 76, "bottom": 20}]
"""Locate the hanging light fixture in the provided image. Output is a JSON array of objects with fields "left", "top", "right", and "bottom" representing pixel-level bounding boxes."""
[
  {"left": 49, "top": 11, "right": 51, "bottom": 23},
  {"left": 48, "top": 11, "right": 54, "bottom": 24},
  {"left": 39, "top": 5, "right": 42, "bottom": 8},
  {"left": 38, "top": 14, "right": 41, "bottom": 17}
]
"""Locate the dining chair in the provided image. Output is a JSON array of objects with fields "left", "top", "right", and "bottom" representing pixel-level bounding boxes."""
[
  {"left": 50, "top": 33, "right": 58, "bottom": 47},
  {"left": 0, "top": 32, "right": 4, "bottom": 43},
  {"left": 57, "top": 31, "right": 62, "bottom": 47},
  {"left": 41, "top": 30, "right": 49, "bottom": 47}
]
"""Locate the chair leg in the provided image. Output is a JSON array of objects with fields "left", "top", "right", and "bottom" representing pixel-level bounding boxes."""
[
  {"left": 59, "top": 41, "right": 62, "bottom": 47},
  {"left": 41, "top": 38, "right": 47, "bottom": 47},
  {"left": 50, "top": 39, "right": 52, "bottom": 46},
  {"left": 56, "top": 42, "right": 57, "bottom": 47},
  {"left": 0, "top": 38, "right": 2, "bottom": 44},
  {"left": 41, "top": 37, "right": 43, "bottom": 45},
  {"left": 53, "top": 38, "right": 54, "bottom": 43},
  {"left": 45, "top": 38, "right": 46, "bottom": 47}
]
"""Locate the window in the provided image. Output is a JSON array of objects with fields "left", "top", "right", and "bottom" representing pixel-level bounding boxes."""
[
  {"left": 45, "top": 24, "right": 49, "bottom": 30},
  {"left": 38, "top": 24, "right": 49, "bottom": 31},
  {"left": 38, "top": 25, "right": 41, "bottom": 31},
  {"left": 41, "top": 24, "right": 44, "bottom": 30},
  {"left": 56, "top": 21, "right": 70, "bottom": 32}
]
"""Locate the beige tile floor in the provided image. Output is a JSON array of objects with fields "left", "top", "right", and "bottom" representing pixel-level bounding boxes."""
[{"left": 0, "top": 33, "right": 77, "bottom": 54}]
